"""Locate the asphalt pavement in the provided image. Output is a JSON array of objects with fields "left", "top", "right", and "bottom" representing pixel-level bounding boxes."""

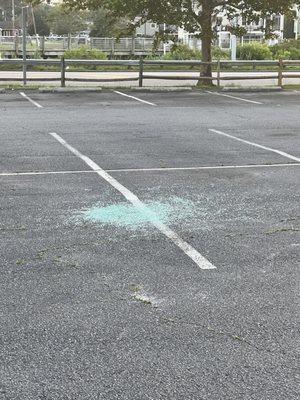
[{"left": 0, "top": 89, "right": 299, "bottom": 399}]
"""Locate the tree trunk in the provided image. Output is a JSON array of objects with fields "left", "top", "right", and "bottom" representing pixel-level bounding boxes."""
[
  {"left": 199, "top": 34, "right": 212, "bottom": 85},
  {"left": 198, "top": 5, "right": 213, "bottom": 86}
]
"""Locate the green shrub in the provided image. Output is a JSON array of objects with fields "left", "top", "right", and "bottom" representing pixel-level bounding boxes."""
[
  {"left": 270, "top": 40, "right": 300, "bottom": 60},
  {"left": 276, "top": 50, "right": 292, "bottom": 60},
  {"left": 0, "top": 63, "right": 21, "bottom": 71},
  {"left": 237, "top": 43, "right": 273, "bottom": 60},
  {"left": 163, "top": 44, "right": 202, "bottom": 60},
  {"left": 288, "top": 47, "right": 300, "bottom": 59},
  {"left": 212, "top": 46, "right": 230, "bottom": 60},
  {"left": 64, "top": 46, "right": 107, "bottom": 60},
  {"left": 273, "top": 39, "right": 300, "bottom": 51}
]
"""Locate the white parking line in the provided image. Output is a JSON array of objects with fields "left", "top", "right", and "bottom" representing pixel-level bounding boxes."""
[
  {"left": 48, "top": 132, "right": 215, "bottom": 270},
  {"left": 1, "top": 163, "right": 299, "bottom": 177},
  {"left": 113, "top": 90, "right": 157, "bottom": 106},
  {"left": 19, "top": 92, "right": 43, "bottom": 108},
  {"left": 0, "top": 170, "right": 92, "bottom": 177},
  {"left": 108, "top": 163, "right": 300, "bottom": 172},
  {"left": 209, "top": 129, "right": 300, "bottom": 162},
  {"left": 206, "top": 91, "right": 263, "bottom": 105}
]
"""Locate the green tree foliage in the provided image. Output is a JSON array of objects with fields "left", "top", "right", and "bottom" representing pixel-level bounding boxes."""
[
  {"left": 47, "top": 4, "right": 88, "bottom": 35},
  {"left": 90, "top": 8, "right": 128, "bottom": 37},
  {"left": 2, "top": 1, "right": 87, "bottom": 36},
  {"left": 63, "top": 0, "right": 300, "bottom": 82},
  {"left": 0, "top": 0, "right": 22, "bottom": 24},
  {"left": 0, "top": 0, "right": 46, "bottom": 21},
  {"left": 28, "top": 4, "right": 50, "bottom": 36}
]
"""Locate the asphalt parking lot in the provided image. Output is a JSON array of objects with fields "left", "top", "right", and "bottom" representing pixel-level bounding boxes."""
[{"left": 0, "top": 89, "right": 299, "bottom": 400}]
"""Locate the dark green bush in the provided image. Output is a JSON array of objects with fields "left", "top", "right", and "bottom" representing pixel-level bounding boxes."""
[
  {"left": 163, "top": 44, "right": 202, "bottom": 60},
  {"left": 212, "top": 46, "right": 230, "bottom": 60},
  {"left": 270, "top": 39, "right": 300, "bottom": 60},
  {"left": 64, "top": 46, "right": 107, "bottom": 60},
  {"left": 273, "top": 39, "right": 300, "bottom": 50},
  {"left": 237, "top": 43, "right": 273, "bottom": 60}
]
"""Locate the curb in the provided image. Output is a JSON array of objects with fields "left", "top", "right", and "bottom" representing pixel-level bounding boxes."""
[
  {"left": 1, "top": 85, "right": 286, "bottom": 94},
  {"left": 39, "top": 87, "right": 103, "bottom": 93},
  {"left": 130, "top": 86, "right": 193, "bottom": 92},
  {"left": 221, "top": 86, "right": 283, "bottom": 93}
]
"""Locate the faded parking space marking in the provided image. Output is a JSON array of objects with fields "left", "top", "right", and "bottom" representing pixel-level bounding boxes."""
[
  {"left": 206, "top": 90, "right": 263, "bottom": 105},
  {"left": 19, "top": 92, "right": 43, "bottom": 108},
  {"left": 209, "top": 129, "right": 300, "bottom": 163},
  {"left": 113, "top": 90, "right": 157, "bottom": 106}
]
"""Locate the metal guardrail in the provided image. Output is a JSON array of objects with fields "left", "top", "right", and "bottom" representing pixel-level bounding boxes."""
[{"left": 0, "top": 58, "right": 299, "bottom": 87}]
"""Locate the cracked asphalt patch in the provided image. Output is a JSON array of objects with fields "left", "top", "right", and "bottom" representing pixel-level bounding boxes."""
[{"left": 0, "top": 90, "right": 299, "bottom": 400}]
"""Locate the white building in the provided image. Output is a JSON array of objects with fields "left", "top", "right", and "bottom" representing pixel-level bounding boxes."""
[
  {"left": 43, "top": 0, "right": 63, "bottom": 4},
  {"left": 293, "top": 5, "right": 300, "bottom": 39},
  {"left": 135, "top": 21, "right": 159, "bottom": 38},
  {"left": 178, "top": 5, "right": 300, "bottom": 48}
]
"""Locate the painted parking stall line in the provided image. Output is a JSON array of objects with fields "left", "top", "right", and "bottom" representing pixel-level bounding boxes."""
[
  {"left": 1, "top": 163, "right": 300, "bottom": 177},
  {"left": 0, "top": 170, "right": 93, "bottom": 177},
  {"left": 48, "top": 132, "right": 215, "bottom": 270},
  {"left": 206, "top": 91, "right": 263, "bottom": 105},
  {"left": 107, "top": 163, "right": 300, "bottom": 172},
  {"left": 209, "top": 129, "right": 300, "bottom": 163},
  {"left": 113, "top": 90, "right": 157, "bottom": 106},
  {"left": 19, "top": 92, "right": 43, "bottom": 108}
]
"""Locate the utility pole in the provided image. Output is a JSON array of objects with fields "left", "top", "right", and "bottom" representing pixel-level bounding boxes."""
[
  {"left": 231, "top": 16, "right": 238, "bottom": 61},
  {"left": 231, "top": 34, "right": 237, "bottom": 61},
  {"left": 22, "top": 6, "right": 28, "bottom": 85},
  {"left": 163, "top": 23, "right": 167, "bottom": 56},
  {"left": 12, "top": 0, "right": 15, "bottom": 31},
  {"left": 30, "top": 6, "right": 39, "bottom": 48},
  {"left": 295, "top": 7, "right": 299, "bottom": 40}
]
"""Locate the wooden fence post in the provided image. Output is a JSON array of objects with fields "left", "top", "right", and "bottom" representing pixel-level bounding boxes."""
[
  {"left": 139, "top": 56, "right": 144, "bottom": 87},
  {"left": 67, "top": 34, "right": 71, "bottom": 50},
  {"left": 111, "top": 38, "right": 115, "bottom": 58},
  {"left": 14, "top": 35, "right": 19, "bottom": 57},
  {"left": 61, "top": 55, "right": 66, "bottom": 87},
  {"left": 217, "top": 59, "right": 221, "bottom": 88},
  {"left": 40, "top": 36, "right": 45, "bottom": 58},
  {"left": 278, "top": 58, "right": 283, "bottom": 88}
]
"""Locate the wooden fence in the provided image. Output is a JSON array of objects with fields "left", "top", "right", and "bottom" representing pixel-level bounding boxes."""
[{"left": 0, "top": 58, "right": 299, "bottom": 87}]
